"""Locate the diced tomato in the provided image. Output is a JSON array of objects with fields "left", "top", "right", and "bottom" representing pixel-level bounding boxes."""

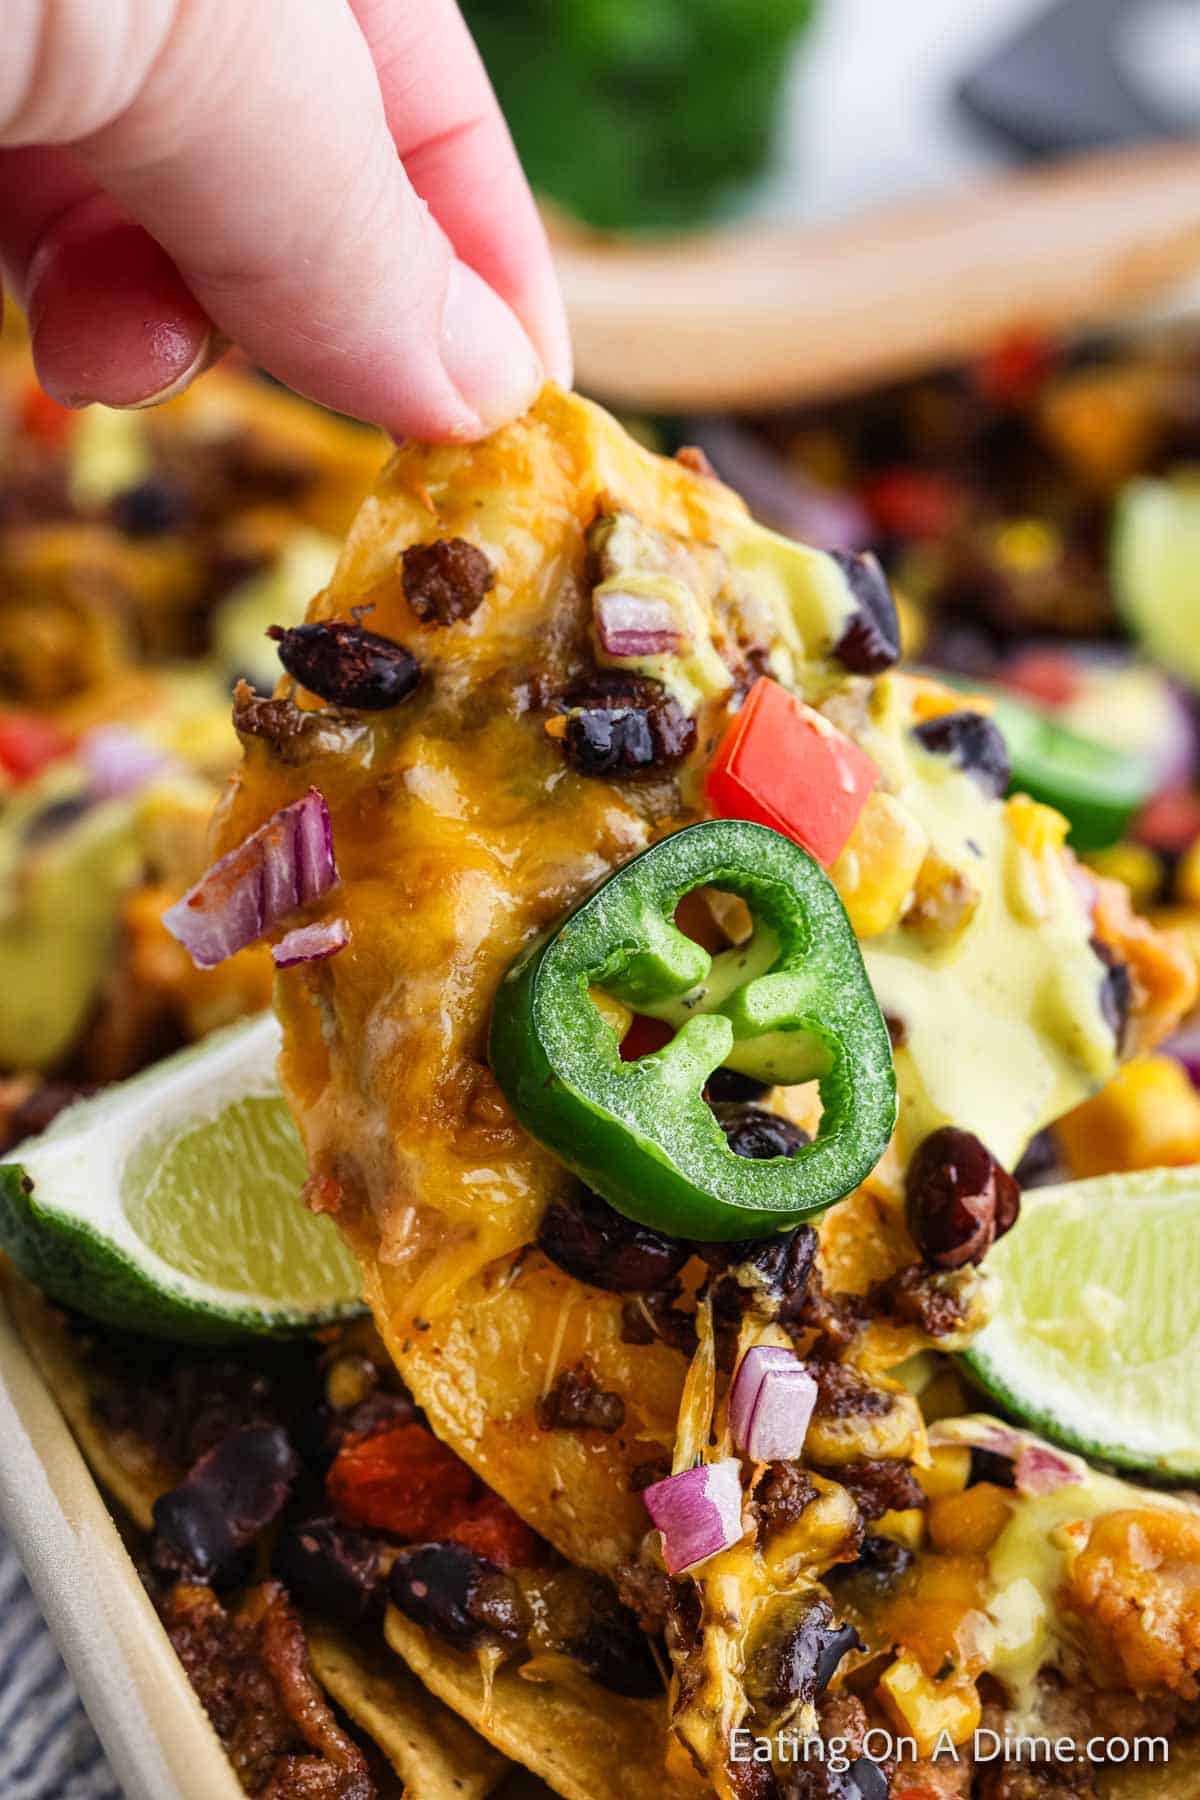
[
  {"left": 447, "top": 1492, "right": 539, "bottom": 1569},
  {"left": 619, "top": 1014, "right": 675, "bottom": 1063},
  {"left": 973, "top": 328, "right": 1056, "bottom": 408},
  {"left": 327, "top": 1421, "right": 476, "bottom": 1537},
  {"left": 0, "top": 711, "right": 72, "bottom": 783},
  {"left": 1000, "top": 648, "right": 1080, "bottom": 709},
  {"left": 1136, "top": 787, "right": 1200, "bottom": 856},
  {"left": 707, "top": 678, "right": 879, "bottom": 868},
  {"left": 19, "top": 383, "right": 76, "bottom": 448},
  {"left": 862, "top": 468, "right": 960, "bottom": 540}
]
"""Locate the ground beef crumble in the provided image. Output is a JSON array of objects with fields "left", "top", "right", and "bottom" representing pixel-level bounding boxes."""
[
  {"left": 812, "top": 1362, "right": 893, "bottom": 1419},
  {"left": 754, "top": 1462, "right": 819, "bottom": 1541},
  {"left": 160, "top": 1581, "right": 370, "bottom": 1798},
  {"left": 873, "top": 1263, "right": 972, "bottom": 1339},
  {"left": 400, "top": 537, "right": 494, "bottom": 625},
  {"left": 619, "top": 1285, "right": 699, "bottom": 1356},
  {"left": 814, "top": 1457, "right": 924, "bottom": 1521},
  {"left": 536, "top": 1365, "right": 626, "bottom": 1433}
]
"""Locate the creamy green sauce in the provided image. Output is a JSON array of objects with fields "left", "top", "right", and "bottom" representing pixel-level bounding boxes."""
[{"left": 855, "top": 680, "right": 1116, "bottom": 1167}]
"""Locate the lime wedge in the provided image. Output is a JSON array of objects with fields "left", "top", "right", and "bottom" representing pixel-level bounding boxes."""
[
  {"left": 964, "top": 1167, "right": 1200, "bottom": 1478},
  {"left": 0, "top": 1015, "right": 363, "bottom": 1342},
  {"left": 1112, "top": 474, "right": 1200, "bottom": 691}
]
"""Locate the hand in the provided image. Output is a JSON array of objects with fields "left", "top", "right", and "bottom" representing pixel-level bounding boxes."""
[{"left": 0, "top": 0, "right": 571, "bottom": 438}]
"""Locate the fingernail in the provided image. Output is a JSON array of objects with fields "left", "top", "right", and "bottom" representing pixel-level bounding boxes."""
[
  {"left": 115, "top": 329, "right": 227, "bottom": 410},
  {"left": 439, "top": 262, "right": 543, "bottom": 434}
]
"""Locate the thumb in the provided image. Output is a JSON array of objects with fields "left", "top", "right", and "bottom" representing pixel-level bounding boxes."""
[{"left": 1, "top": 0, "right": 546, "bottom": 439}]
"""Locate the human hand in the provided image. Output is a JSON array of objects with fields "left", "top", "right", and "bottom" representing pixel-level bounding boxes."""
[{"left": 0, "top": 0, "right": 571, "bottom": 438}]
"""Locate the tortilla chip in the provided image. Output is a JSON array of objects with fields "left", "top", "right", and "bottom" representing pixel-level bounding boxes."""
[
  {"left": 383, "top": 1605, "right": 695, "bottom": 1800},
  {"left": 1096, "top": 1740, "right": 1200, "bottom": 1798},
  {"left": 306, "top": 1622, "right": 509, "bottom": 1800},
  {"left": 1, "top": 1263, "right": 168, "bottom": 1530}
]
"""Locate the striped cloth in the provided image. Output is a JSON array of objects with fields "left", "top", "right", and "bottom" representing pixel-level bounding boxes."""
[{"left": 0, "top": 1528, "right": 121, "bottom": 1800}]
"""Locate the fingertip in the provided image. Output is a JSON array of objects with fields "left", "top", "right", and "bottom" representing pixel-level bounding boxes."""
[
  {"left": 437, "top": 260, "right": 544, "bottom": 438},
  {"left": 27, "top": 207, "right": 214, "bottom": 409}
]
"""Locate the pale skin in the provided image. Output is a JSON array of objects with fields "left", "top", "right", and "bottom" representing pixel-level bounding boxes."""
[{"left": 0, "top": 0, "right": 572, "bottom": 438}]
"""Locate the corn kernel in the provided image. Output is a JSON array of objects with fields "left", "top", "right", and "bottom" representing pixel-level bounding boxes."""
[
  {"left": 1084, "top": 843, "right": 1163, "bottom": 912},
  {"left": 589, "top": 987, "right": 633, "bottom": 1041},
  {"left": 916, "top": 1445, "right": 971, "bottom": 1500},
  {"left": 1006, "top": 793, "right": 1069, "bottom": 859},
  {"left": 1057, "top": 1053, "right": 1200, "bottom": 1178},
  {"left": 830, "top": 791, "right": 929, "bottom": 939},
  {"left": 876, "top": 1508, "right": 927, "bottom": 1550},
  {"left": 910, "top": 678, "right": 994, "bottom": 723},
  {"left": 1178, "top": 841, "right": 1200, "bottom": 908},
  {"left": 877, "top": 1655, "right": 981, "bottom": 1758},
  {"left": 927, "top": 1484, "right": 1014, "bottom": 1556},
  {"left": 902, "top": 851, "right": 979, "bottom": 939}
]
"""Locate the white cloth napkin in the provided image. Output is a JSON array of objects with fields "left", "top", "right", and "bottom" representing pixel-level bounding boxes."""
[{"left": 0, "top": 1529, "right": 121, "bottom": 1799}]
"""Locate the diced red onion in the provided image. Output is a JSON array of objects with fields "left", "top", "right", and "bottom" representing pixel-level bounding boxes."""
[
  {"left": 684, "top": 418, "right": 871, "bottom": 551},
  {"left": 80, "top": 724, "right": 178, "bottom": 799},
  {"left": 930, "top": 1420, "right": 1019, "bottom": 1456},
  {"left": 729, "top": 1344, "right": 808, "bottom": 1459},
  {"left": 642, "top": 1458, "right": 744, "bottom": 1574},
  {"left": 1014, "top": 1442, "right": 1083, "bottom": 1496},
  {"left": 594, "top": 588, "right": 689, "bottom": 658},
  {"left": 744, "top": 1365, "right": 818, "bottom": 1462},
  {"left": 1165, "top": 1023, "right": 1200, "bottom": 1088},
  {"left": 163, "top": 787, "right": 337, "bottom": 969},
  {"left": 272, "top": 917, "right": 350, "bottom": 968},
  {"left": 929, "top": 1421, "right": 1083, "bottom": 1496}
]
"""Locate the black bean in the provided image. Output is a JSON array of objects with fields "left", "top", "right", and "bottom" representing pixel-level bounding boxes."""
[
  {"left": 716, "top": 1104, "right": 809, "bottom": 1161},
  {"left": 1091, "top": 937, "right": 1131, "bottom": 1052},
  {"left": 268, "top": 621, "right": 420, "bottom": 710},
  {"left": 275, "top": 1516, "right": 382, "bottom": 1624},
  {"left": 389, "top": 1543, "right": 524, "bottom": 1651},
  {"left": 151, "top": 1423, "right": 297, "bottom": 1587},
  {"left": 705, "top": 1068, "right": 770, "bottom": 1103},
  {"left": 746, "top": 1597, "right": 862, "bottom": 1717},
  {"left": 1013, "top": 1128, "right": 1061, "bottom": 1190},
  {"left": 700, "top": 1224, "right": 818, "bottom": 1326},
  {"left": 905, "top": 1126, "right": 1020, "bottom": 1271},
  {"left": 912, "top": 709, "right": 1010, "bottom": 798},
  {"left": 537, "top": 1187, "right": 691, "bottom": 1293},
  {"left": 967, "top": 1447, "right": 1017, "bottom": 1490},
  {"left": 847, "top": 1760, "right": 889, "bottom": 1800},
  {"left": 827, "top": 1535, "right": 914, "bottom": 1597},
  {"left": 111, "top": 477, "right": 190, "bottom": 537},
  {"left": 23, "top": 794, "right": 93, "bottom": 845},
  {"left": 565, "top": 1615, "right": 663, "bottom": 1698},
  {"left": 557, "top": 673, "right": 695, "bottom": 778},
  {"left": 830, "top": 552, "right": 900, "bottom": 675}
]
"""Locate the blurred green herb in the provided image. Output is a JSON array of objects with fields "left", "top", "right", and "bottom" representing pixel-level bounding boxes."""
[{"left": 462, "top": 0, "right": 817, "bottom": 232}]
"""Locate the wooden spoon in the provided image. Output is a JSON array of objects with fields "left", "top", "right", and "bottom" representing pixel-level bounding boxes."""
[{"left": 551, "top": 142, "right": 1200, "bottom": 412}]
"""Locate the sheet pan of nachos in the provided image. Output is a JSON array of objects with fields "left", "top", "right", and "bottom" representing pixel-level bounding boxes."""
[{"left": 6, "top": 317, "right": 1200, "bottom": 1800}]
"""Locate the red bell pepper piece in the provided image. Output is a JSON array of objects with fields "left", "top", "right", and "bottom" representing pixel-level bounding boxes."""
[
  {"left": 1136, "top": 787, "right": 1200, "bottom": 856},
  {"left": 1000, "top": 648, "right": 1080, "bottom": 709},
  {"left": 862, "top": 468, "right": 961, "bottom": 540},
  {"left": 706, "top": 678, "right": 879, "bottom": 868},
  {"left": 327, "top": 1421, "right": 475, "bottom": 1537},
  {"left": 446, "top": 1492, "right": 539, "bottom": 1569},
  {"left": 0, "top": 711, "right": 72, "bottom": 783},
  {"left": 618, "top": 1014, "right": 674, "bottom": 1063},
  {"left": 973, "top": 328, "right": 1056, "bottom": 409},
  {"left": 19, "top": 383, "right": 76, "bottom": 448}
]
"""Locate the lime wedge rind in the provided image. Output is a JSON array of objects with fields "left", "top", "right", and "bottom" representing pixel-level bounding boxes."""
[
  {"left": 1112, "top": 474, "right": 1200, "bottom": 694},
  {"left": 0, "top": 1014, "right": 365, "bottom": 1343},
  {"left": 963, "top": 1166, "right": 1200, "bottom": 1480}
]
